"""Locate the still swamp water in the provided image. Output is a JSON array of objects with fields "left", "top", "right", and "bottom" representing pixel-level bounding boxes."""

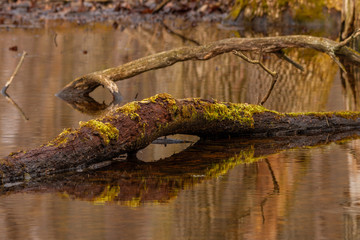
[{"left": 0, "top": 20, "right": 359, "bottom": 239}]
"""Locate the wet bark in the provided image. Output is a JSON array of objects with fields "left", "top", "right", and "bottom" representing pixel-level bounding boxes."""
[
  {"left": 2, "top": 93, "right": 360, "bottom": 183},
  {"left": 57, "top": 34, "right": 360, "bottom": 100}
]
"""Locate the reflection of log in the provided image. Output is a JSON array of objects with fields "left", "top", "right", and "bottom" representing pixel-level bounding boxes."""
[
  {"left": 57, "top": 34, "right": 360, "bottom": 99},
  {"left": 2, "top": 132, "right": 360, "bottom": 206},
  {"left": 3, "top": 93, "right": 360, "bottom": 183}
]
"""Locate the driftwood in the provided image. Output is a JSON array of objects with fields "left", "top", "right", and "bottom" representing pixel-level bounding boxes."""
[
  {"left": 2, "top": 93, "right": 360, "bottom": 183},
  {"left": 57, "top": 31, "right": 360, "bottom": 103}
]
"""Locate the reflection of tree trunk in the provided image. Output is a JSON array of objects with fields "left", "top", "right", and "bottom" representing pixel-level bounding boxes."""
[{"left": 4, "top": 93, "right": 360, "bottom": 183}]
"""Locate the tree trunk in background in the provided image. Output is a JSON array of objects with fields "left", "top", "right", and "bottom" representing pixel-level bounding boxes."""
[
  {"left": 340, "top": 0, "right": 360, "bottom": 110},
  {"left": 341, "top": 0, "right": 360, "bottom": 40}
]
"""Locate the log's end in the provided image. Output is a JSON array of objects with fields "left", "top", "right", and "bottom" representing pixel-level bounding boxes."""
[
  {"left": 56, "top": 75, "right": 100, "bottom": 100},
  {"left": 56, "top": 74, "right": 122, "bottom": 104}
]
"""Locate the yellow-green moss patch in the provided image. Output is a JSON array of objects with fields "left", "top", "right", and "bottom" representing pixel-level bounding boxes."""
[
  {"left": 80, "top": 120, "right": 119, "bottom": 145},
  {"left": 47, "top": 128, "right": 74, "bottom": 147},
  {"left": 145, "top": 93, "right": 177, "bottom": 107},
  {"left": 116, "top": 101, "right": 141, "bottom": 120},
  {"left": 199, "top": 101, "right": 273, "bottom": 127}
]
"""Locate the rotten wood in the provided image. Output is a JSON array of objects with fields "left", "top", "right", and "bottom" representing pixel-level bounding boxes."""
[
  {"left": 57, "top": 32, "right": 360, "bottom": 102},
  {"left": 2, "top": 93, "right": 360, "bottom": 183}
]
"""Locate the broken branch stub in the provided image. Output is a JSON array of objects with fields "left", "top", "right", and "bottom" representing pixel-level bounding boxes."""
[{"left": 56, "top": 34, "right": 360, "bottom": 101}]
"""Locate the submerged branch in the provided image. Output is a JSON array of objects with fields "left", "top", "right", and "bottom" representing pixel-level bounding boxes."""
[
  {"left": 57, "top": 34, "right": 360, "bottom": 101},
  {"left": 3, "top": 93, "right": 360, "bottom": 183}
]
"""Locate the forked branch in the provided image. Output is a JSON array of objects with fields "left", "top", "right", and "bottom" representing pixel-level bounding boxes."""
[{"left": 232, "top": 50, "right": 278, "bottom": 105}]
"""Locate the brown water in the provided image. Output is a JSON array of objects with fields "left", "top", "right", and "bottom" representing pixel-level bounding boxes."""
[{"left": 0, "top": 21, "right": 359, "bottom": 239}]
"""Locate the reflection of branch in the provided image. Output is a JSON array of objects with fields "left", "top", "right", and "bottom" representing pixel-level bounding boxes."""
[
  {"left": 260, "top": 158, "right": 280, "bottom": 224},
  {"left": 161, "top": 22, "right": 200, "bottom": 46},
  {"left": 260, "top": 197, "right": 267, "bottom": 224},
  {"left": 1, "top": 51, "right": 27, "bottom": 95},
  {"left": 233, "top": 50, "right": 278, "bottom": 105},
  {"left": 1, "top": 92, "right": 29, "bottom": 121},
  {"left": 265, "top": 158, "right": 280, "bottom": 193},
  {"left": 56, "top": 92, "right": 122, "bottom": 116}
]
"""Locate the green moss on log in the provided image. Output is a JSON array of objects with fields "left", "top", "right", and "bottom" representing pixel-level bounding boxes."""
[
  {"left": 116, "top": 101, "right": 141, "bottom": 120},
  {"left": 47, "top": 128, "right": 74, "bottom": 147},
  {"left": 79, "top": 120, "right": 119, "bottom": 145}
]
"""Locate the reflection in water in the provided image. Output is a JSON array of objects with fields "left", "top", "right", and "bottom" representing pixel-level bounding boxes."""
[
  {"left": 1, "top": 134, "right": 360, "bottom": 239},
  {"left": 1, "top": 92, "right": 29, "bottom": 121},
  {"left": 0, "top": 21, "right": 360, "bottom": 239}
]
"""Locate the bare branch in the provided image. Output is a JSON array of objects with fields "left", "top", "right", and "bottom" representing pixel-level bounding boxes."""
[
  {"left": 274, "top": 50, "right": 304, "bottom": 71},
  {"left": 336, "top": 28, "right": 360, "bottom": 49},
  {"left": 232, "top": 50, "right": 278, "bottom": 105},
  {"left": 57, "top": 35, "right": 360, "bottom": 100},
  {"left": 329, "top": 51, "right": 347, "bottom": 73},
  {"left": 1, "top": 51, "right": 27, "bottom": 95}
]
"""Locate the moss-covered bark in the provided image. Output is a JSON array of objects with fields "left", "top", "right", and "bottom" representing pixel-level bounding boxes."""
[{"left": 3, "top": 93, "right": 360, "bottom": 183}]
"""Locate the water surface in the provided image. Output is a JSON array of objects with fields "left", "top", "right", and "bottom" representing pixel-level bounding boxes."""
[{"left": 0, "top": 21, "right": 359, "bottom": 239}]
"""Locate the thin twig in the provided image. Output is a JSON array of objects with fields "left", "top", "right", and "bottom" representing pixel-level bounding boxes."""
[
  {"left": 336, "top": 28, "right": 360, "bottom": 49},
  {"left": 274, "top": 50, "right": 304, "bottom": 71},
  {"left": 233, "top": 50, "right": 278, "bottom": 105},
  {"left": 1, "top": 51, "right": 27, "bottom": 95},
  {"left": 329, "top": 51, "right": 347, "bottom": 73}
]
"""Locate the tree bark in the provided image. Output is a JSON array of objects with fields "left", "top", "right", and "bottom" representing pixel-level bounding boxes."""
[
  {"left": 56, "top": 34, "right": 360, "bottom": 100},
  {"left": 2, "top": 93, "right": 360, "bottom": 183}
]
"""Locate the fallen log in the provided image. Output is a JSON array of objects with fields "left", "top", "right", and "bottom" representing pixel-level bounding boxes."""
[
  {"left": 2, "top": 93, "right": 360, "bottom": 183},
  {"left": 56, "top": 31, "right": 360, "bottom": 101}
]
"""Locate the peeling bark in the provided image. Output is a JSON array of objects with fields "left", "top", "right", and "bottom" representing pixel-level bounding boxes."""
[
  {"left": 2, "top": 93, "right": 360, "bottom": 183},
  {"left": 57, "top": 34, "right": 360, "bottom": 100}
]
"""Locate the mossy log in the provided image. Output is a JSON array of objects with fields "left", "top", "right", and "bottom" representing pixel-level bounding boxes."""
[
  {"left": 3, "top": 93, "right": 360, "bottom": 183},
  {"left": 57, "top": 33, "right": 360, "bottom": 100}
]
